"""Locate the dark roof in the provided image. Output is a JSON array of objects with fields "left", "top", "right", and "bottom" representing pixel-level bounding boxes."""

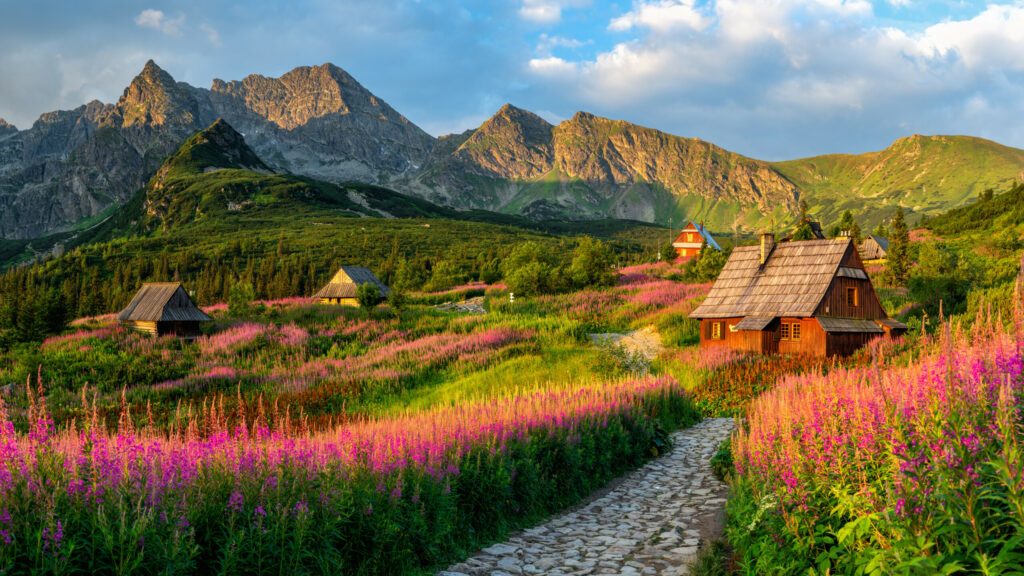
[
  {"left": 118, "top": 283, "right": 212, "bottom": 322},
  {"left": 817, "top": 317, "right": 884, "bottom": 334},
  {"left": 858, "top": 235, "right": 890, "bottom": 260},
  {"left": 690, "top": 238, "right": 853, "bottom": 319},
  {"left": 314, "top": 266, "right": 390, "bottom": 299},
  {"left": 876, "top": 318, "right": 908, "bottom": 330},
  {"left": 735, "top": 316, "right": 775, "bottom": 331}
]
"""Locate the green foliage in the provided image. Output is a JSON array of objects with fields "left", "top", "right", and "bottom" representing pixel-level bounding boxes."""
[
  {"left": 659, "top": 242, "right": 677, "bottom": 263},
  {"left": 836, "top": 210, "right": 862, "bottom": 243},
  {"left": 422, "top": 260, "right": 463, "bottom": 292},
  {"left": 710, "top": 440, "right": 734, "bottom": 482},
  {"left": 227, "top": 280, "right": 255, "bottom": 317},
  {"left": 568, "top": 237, "right": 616, "bottom": 289},
  {"left": 356, "top": 283, "right": 381, "bottom": 309},
  {"left": 684, "top": 245, "right": 729, "bottom": 283},
  {"left": 886, "top": 208, "right": 910, "bottom": 286},
  {"left": 501, "top": 242, "right": 562, "bottom": 297}
]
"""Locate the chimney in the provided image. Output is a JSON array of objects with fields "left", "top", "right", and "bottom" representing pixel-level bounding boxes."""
[{"left": 759, "top": 232, "right": 775, "bottom": 265}]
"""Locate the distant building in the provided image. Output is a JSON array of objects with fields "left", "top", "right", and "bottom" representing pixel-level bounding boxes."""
[
  {"left": 859, "top": 235, "right": 889, "bottom": 261},
  {"left": 689, "top": 234, "right": 906, "bottom": 357},
  {"left": 314, "top": 266, "right": 390, "bottom": 306},
  {"left": 118, "top": 282, "right": 211, "bottom": 338},
  {"left": 672, "top": 222, "right": 721, "bottom": 261}
]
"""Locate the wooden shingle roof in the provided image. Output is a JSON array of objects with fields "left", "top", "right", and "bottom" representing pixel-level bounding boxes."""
[
  {"left": 314, "top": 266, "right": 390, "bottom": 299},
  {"left": 690, "top": 238, "right": 853, "bottom": 319},
  {"left": 118, "top": 283, "right": 212, "bottom": 323}
]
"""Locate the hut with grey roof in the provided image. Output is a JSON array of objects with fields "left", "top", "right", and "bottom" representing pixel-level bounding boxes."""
[
  {"left": 118, "top": 282, "right": 211, "bottom": 338},
  {"left": 689, "top": 233, "right": 906, "bottom": 357},
  {"left": 314, "top": 266, "right": 390, "bottom": 307},
  {"left": 858, "top": 235, "right": 890, "bottom": 261}
]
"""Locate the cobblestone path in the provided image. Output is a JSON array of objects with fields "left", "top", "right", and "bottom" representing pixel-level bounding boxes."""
[{"left": 440, "top": 418, "right": 734, "bottom": 576}]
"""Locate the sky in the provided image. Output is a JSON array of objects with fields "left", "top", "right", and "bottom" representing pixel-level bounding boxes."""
[{"left": 1, "top": 0, "right": 1023, "bottom": 160}]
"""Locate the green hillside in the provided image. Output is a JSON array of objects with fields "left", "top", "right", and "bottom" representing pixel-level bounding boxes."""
[{"left": 775, "top": 135, "right": 1024, "bottom": 228}]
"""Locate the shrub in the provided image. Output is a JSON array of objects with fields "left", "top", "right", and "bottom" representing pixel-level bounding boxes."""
[
  {"left": 227, "top": 281, "right": 255, "bottom": 317},
  {"left": 356, "top": 283, "right": 381, "bottom": 309}
]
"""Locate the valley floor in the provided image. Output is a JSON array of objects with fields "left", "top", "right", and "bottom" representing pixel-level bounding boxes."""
[{"left": 440, "top": 418, "right": 734, "bottom": 576}]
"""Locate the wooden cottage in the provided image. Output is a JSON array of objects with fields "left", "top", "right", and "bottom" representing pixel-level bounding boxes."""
[
  {"left": 689, "top": 234, "right": 906, "bottom": 357},
  {"left": 672, "top": 222, "right": 721, "bottom": 261},
  {"left": 858, "top": 235, "right": 889, "bottom": 261},
  {"left": 118, "top": 282, "right": 212, "bottom": 338},
  {"left": 314, "top": 266, "right": 390, "bottom": 306}
]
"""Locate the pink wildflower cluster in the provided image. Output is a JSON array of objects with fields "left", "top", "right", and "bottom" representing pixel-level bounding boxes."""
[
  {"left": 276, "top": 327, "right": 532, "bottom": 391},
  {"left": 41, "top": 327, "right": 116, "bottom": 350},
  {"left": 733, "top": 322, "right": 1022, "bottom": 515},
  {"left": 0, "top": 374, "right": 685, "bottom": 503}
]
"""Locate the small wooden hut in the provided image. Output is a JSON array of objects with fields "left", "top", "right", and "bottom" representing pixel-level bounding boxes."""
[
  {"left": 672, "top": 221, "right": 721, "bottom": 261},
  {"left": 689, "top": 234, "right": 905, "bottom": 357},
  {"left": 314, "top": 266, "right": 390, "bottom": 306},
  {"left": 858, "top": 235, "right": 889, "bottom": 261},
  {"left": 118, "top": 282, "right": 211, "bottom": 338}
]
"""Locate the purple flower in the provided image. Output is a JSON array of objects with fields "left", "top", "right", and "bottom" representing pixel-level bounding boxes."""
[{"left": 228, "top": 490, "right": 244, "bottom": 513}]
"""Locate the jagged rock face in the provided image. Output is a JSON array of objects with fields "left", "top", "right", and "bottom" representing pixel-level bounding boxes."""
[
  {"left": 0, "top": 119, "right": 16, "bottom": 139},
  {"left": 0, "top": 61, "right": 434, "bottom": 238},
  {"left": 552, "top": 112, "right": 797, "bottom": 209},
  {"left": 206, "top": 63, "right": 433, "bottom": 183},
  {"left": 405, "top": 107, "right": 799, "bottom": 224},
  {"left": 451, "top": 104, "right": 554, "bottom": 180}
]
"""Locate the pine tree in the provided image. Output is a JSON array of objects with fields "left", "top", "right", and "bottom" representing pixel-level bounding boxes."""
[{"left": 887, "top": 208, "right": 910, "bottom": 286}]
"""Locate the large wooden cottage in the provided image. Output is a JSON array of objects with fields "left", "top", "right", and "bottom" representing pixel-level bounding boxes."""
[
  {"left": 314, "top": 266, "right": 390, "bottom": 306},
  {"left": 689, "top": 234, "right": 906, "bottom": 356},
  {"left": 672, "top": 222, "right": 721, "bottom": 261},
  {"left": 118, "top": 282, "right": 212, "bottom": 338}
]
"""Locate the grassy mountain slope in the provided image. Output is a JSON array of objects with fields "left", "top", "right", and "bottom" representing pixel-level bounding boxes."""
[{"left": 775, "top": 135, "right": 1024, "bottom": 227}]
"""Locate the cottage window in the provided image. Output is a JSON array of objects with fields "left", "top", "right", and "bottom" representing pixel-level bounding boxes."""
[
  {"left": 712, "top": 322, "right": 722, "bottom": 339},
  {"left": 846, "top": 287, "right": 859, "bottom": 307},
  {"left": 791, "top": 323, "right": 801, "bottom": 341},
  {"left": 780, "top": 323, "right": 790, "bottom": 340}
]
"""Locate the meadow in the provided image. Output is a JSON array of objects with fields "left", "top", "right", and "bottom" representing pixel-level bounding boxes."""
[{"left": 0, "top": 260, "right": 777, "bottom": 574}]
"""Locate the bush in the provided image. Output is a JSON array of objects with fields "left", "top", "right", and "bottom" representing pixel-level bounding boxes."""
[
  {"left": 356, "top": 283, "right": 381, "bottom": 309},
  {"left": 227, "top": 281, "right": 255, "bottom": 317}
]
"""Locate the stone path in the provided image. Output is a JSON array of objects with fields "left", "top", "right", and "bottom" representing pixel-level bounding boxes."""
[{"left": 440, "top": 418, "right": 734, "bottom": 576}]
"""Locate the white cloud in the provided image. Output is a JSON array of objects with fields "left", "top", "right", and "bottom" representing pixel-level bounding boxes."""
[
  {"left": 609, "top": 1, "right": 709, "bottom": 33},
  {"left": 519, "top": 0, "right": 590, "bottom": 24},
  {"left": 200, "top": 23, "right": 221, "bottom": 47},
  {"left": 910, "top": 4, "right": 1024, "bottom": 71},
  {"left": 523, "top": 0, "right": 1024, "bottom": 157},
  {"left": 527, "top": 56, "right": 578, "bottom": 76},
  {"left": 134, "top": 9, "right": 185, "bottom": 36}
]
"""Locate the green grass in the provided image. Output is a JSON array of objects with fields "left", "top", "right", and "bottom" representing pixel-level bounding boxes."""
[
  {"left": 378, "top": 345, "right": 605, "bottom": 416},
  {"left": 773, "top": 135, "right": 1024, "bottom": 228}
]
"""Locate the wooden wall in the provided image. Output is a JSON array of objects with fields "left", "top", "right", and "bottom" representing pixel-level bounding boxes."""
[
  {"left": 320, "top": 297, "right": 360, "bottom": 307},
  {"left": 826, "top": 332, "right": 879, "bottom": 357},
  {"left": 123, "top": 320, "right": 202, "bottom": 338},
  {"left": 776, "top": 317, "right": 826, "bottom": 356}
]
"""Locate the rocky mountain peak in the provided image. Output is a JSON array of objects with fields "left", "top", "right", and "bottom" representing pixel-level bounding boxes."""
[
  {"left": 0, "top": 118, "right": 16, "bottom": 137},
  {"left": 451, "top": 104, "right": 555, "bottom": 180},
  {"left": 118, "top": 59, "right": 199, "bottom": 129}
]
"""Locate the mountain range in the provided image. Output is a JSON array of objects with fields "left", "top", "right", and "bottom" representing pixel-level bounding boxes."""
[{"left": 1, "top": 60, "right": 1022, "bottom": 239}]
